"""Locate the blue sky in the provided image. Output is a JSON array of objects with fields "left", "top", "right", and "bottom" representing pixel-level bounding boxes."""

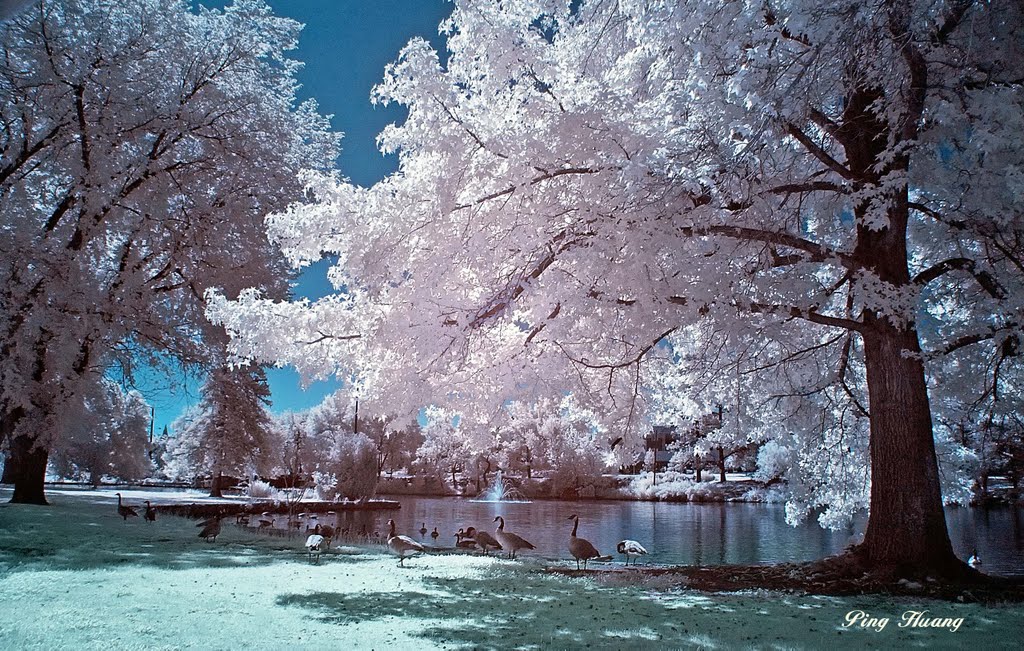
[{"left": 149, "top": 0, "right": 452, "bottom": 434}]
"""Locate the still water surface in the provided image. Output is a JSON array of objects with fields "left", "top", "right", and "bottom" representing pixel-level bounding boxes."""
[{"left": 320, "top": 496, "right": 1024, "bottom": 577}]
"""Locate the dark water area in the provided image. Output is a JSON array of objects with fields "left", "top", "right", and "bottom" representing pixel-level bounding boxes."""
[{"left": 320, "top": 496, "right": 1024, "bottom": 577}]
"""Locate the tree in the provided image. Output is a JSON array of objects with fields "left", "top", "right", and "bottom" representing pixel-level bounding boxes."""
[
  {"left": 313, "top": 431, "right": 378, "bottom": 501},
  {"left": 163, "top": 365, "right": 274, "bottom": 496},
  {"left": 211, "top": 1, "right": 1023, "bottom": 576},
  {"left": 357, "top": 414, "right": 423, "bottom": 478},
  {"left": 50, "top": 379, "right": 152, "bottom": 485},
  {"left": 0, "top": 0, "right": 338, "bottom": 503},
  {"left": 415, "top": 407, "right": 470, "bottom": 489}
]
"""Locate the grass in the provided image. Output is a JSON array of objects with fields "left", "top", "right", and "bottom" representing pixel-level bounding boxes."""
[{"left": 0, "top": 487, "right": 1021, "bottom": 650}]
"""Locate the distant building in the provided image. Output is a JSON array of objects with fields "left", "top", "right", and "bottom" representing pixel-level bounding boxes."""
[
  {"left": 645, "top": 425, "right": 679, "bottom": 471},
  {"left": 643, "top": 409, "right": 726, "bottom": 473}
]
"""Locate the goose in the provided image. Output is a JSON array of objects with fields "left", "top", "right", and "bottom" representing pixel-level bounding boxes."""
[
  {"left": 567, "top": 514, "right": 610, "bottom": 570},
  {"left": 143, "top": 500, "right": 156, "bottom": 522},
  {"left": 316, "top": 523, "right": 336, "bottom": 548},
  {"left": 968, "top": 549, "right": 981, "bottom": 568},
  {"left": 198, "top": 515, "right": 222, "bottom": 542},
  {"left": 419, "top": 522, "right": 428, "bottom": 536},
  {"left": 116, "top": 493, "right": 138, "bottom": 521},
  {"left": 196, "top": 514, "right": 220, "bottom": 528},
  {"left": 454, "top": 529, "right": 478, "bottom": 549},
  {"left": 493, "top": 516, "right": 535, "bottom": 559},
  {"left": 617, "top": 539, "right": 648, "bottom": 566},
  {"left": 430, "top": 527, "right": 440, "bottom": 541},
  {"left": 257, "top": 512, "right": 274, "bottom": 530},
  {"left": 386, "top": 519, "right": 425, "bottom": 566},
  {"left": 465, "top": 527, "right": 502, "bottom": 555},
  {"left": 305, "top": 533, "right": 326, "bottom": 563}
]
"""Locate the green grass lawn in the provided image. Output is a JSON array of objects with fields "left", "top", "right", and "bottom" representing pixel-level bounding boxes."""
[{"left": 0, "top": 488, "right": 1021, "bottom": 650}]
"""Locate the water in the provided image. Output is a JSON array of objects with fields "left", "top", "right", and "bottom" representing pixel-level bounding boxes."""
[
  {"left": 318, "top": 497, "right": 1024, "bottom": 576},
  {"left": 470, "top": 470, "right": 530, "bottom": 503}
]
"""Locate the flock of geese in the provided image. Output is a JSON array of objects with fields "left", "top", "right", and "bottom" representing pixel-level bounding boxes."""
[
  {"left": 383, "top": 513, "right": 648, "bottom": 570},
  {"left": 115, "top": 492, "right": 988, "bottom": 572},
  {"left": 115, "top": 492, "right": 650, "bottom": 568}
]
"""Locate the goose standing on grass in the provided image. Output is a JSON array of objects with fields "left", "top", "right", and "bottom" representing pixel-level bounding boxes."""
[
  {"left": 493, "top": 516, "right": 535, "bottom": 560},
  {"left": 258, "top": 512, "right": 274, "bottom": 530},
  {"left": 198, "top": 515, "right": 222, "bottom": 542},
  {"left": 465, "top": 527, "right": 502, "bottom": 555},
  {"left": 387, "top": 519, "right": 425, "bottom": 567},
  {"left": 567, "top": 514, "right": 611, "bottom": 570},
  {"left": 143, "top": 500, "right": 156, "bottom": 522},
  {"left": 116, "top": 493, "right": 139, "bottom": 521},
  {"left": 617, "top": 540, "right": 648, "bottom": 566},
  {"left": 305, "top": 533, "right": 326, "bottom": 563}
]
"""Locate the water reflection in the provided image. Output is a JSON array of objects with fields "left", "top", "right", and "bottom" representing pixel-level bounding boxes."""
[{"left": 307, "top": 497, "right": 1023, "bottom": 577}]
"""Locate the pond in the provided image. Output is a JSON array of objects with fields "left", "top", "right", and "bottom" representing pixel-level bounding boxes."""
[{"left": 316, "top": 496, "right": 1024, "bottom": 577}]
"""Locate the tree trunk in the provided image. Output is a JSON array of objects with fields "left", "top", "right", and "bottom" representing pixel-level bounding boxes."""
[
  {"left": 860, "top": 320, "right": 957, "bottom": 573},
  {"left": 717, "top": 446, "right": 726, "bottom": 482},
  {"left": 209, "top": 469, "right": 224, "bottom": 498},
  {"left": 9, "top": 431, "right": 49, "bottom": 505},
  {"left": 836, "top": 69, "right": 962, "bottom": 575}
]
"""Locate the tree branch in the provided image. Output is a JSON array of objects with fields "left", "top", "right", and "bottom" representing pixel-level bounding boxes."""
[
  {"left": 784, "top": 122, "right": 855, "bottom": 180},
  {"left": 913, "top": 257, "right": 1005, "bottom": 298},
  {"left": 679, "top": 223, "right": 859, "bottom": 271},
  {"left": 560, "top": 327, "right": 676, "bottom": 370},
  {"left": 453, "top": 167, "right": 601, "bottom": 210}
]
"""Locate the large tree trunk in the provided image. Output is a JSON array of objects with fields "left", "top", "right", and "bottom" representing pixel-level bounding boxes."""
[
  {"left": 5, "top": 407, "right": 49, "bottom": 504},
  {"left": 852, "top": 204, "right": 962, "bottom": 574},
  {"left": 860, "top": 320, "right": 956, "bottom": 573},
  {"left": 838, "top": 60, "right": 962, "bottom": 575},
  {"left": 9, "top": 432, "right": 49, "bottom": 505}
]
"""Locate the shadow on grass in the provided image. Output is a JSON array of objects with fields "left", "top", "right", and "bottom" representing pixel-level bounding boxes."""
[{"left": 276, "top": 573, "right": 713, "bottom": 649}]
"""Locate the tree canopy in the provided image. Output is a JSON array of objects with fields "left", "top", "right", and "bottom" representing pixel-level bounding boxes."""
[
  {"left": 0, "top": 0, "right": 339, "bottom": 502},
  {"left": 212, "top": 0, "right": 1023, "bottom": 574}
]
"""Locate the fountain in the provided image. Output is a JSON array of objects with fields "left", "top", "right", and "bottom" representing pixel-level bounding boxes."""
[{"left": 471, "top": 470, "right": 531, "bottom": 503}]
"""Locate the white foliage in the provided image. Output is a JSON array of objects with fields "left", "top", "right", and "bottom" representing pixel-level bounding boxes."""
[
  {"left": 0, "top": 0, "right": 338, "bottom": 467},
  {"left": 212, "top": 0, "right": 1023, "bottom": 530}
]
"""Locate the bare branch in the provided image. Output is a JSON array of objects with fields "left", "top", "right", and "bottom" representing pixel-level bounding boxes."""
[
  {"left": 784, "top": 122, "right": 855, "bottom": 180},
  {"left": 913, "top": 257, "right": 1006, "bottom": 298},
  {"left": 561, "top": 327, "right": 677, "bottom": 370},
  {"left": 679, "top": 223, "right": 859, "bottom": 271}
]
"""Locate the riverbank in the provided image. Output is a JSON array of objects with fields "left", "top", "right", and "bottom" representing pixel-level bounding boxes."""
[
  {"left": 2, "top": 488, "right": 1021, "bottom": 649},
  {"left": 550, "top": 555, "right": 1024, "bottom": 604},
  {"left": 378, "top": 471, "right": 768, "bottom": 503}
]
